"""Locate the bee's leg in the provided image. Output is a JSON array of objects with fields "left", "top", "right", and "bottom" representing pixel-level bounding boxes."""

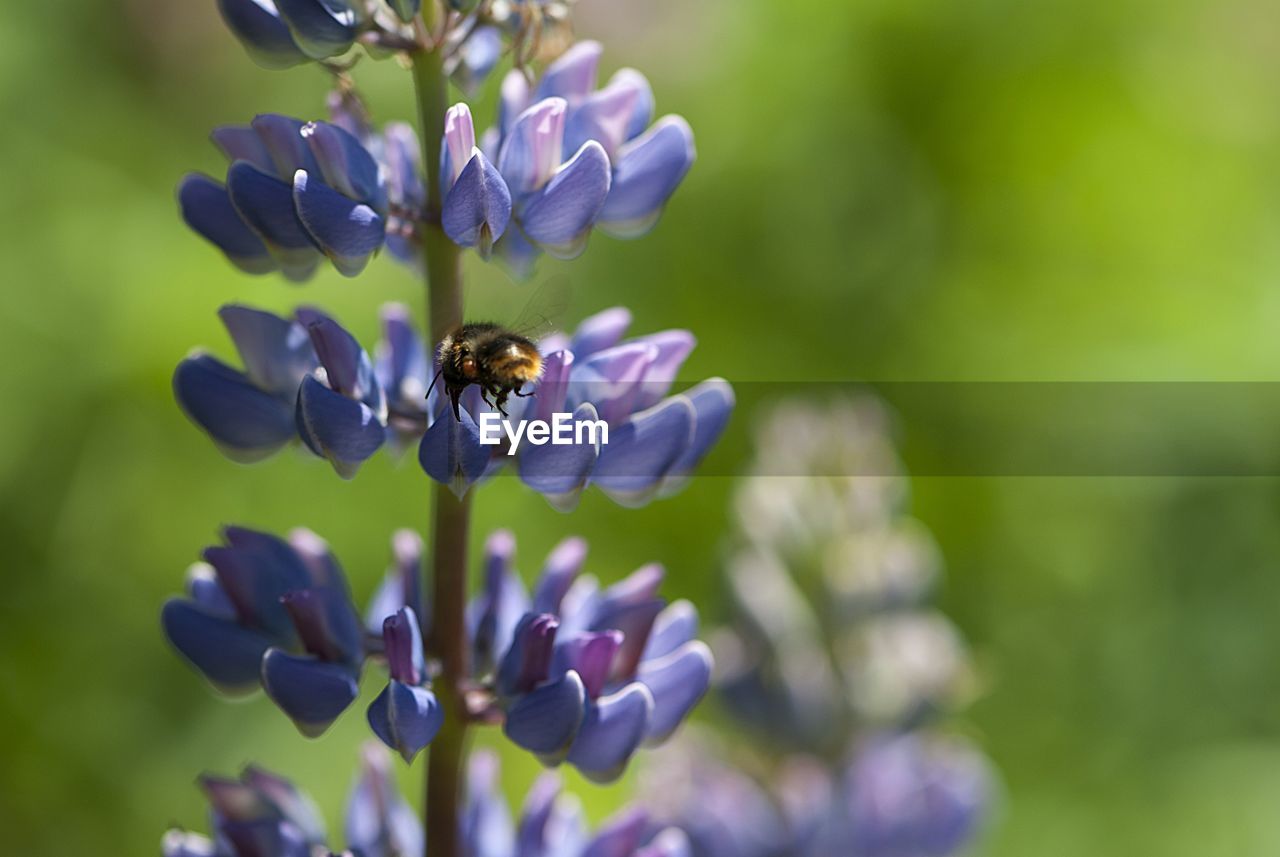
[
  {"left": 479, "top": 387, "right": 495, "bottom": 409},
  {"left": 513, "top": 385, "right": 535, "bottom": 398},
  {"left": 494, "top": 389, "right": 511, "bottom": 418}
]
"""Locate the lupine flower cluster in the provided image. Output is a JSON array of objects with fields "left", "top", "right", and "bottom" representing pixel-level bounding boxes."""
[
  {"left": 182, "top": 35, "right": 691, "bottom": 280},
  {"left": 163, "top": 526, "right": 710, "bottom": 781},
  {"left": 640, "top": 398, "right": 995, "bottom": 857},
  {"left": 174, "top": 302, "right": 732, "bottom": 506},
  {"left": 165, "top": 0, "right": 733, "bottom": 855},
  {"left": 164, "top": 742, "right": 691, "bottom": 857}
]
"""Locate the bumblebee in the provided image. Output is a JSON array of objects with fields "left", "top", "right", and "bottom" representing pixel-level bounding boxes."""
[
  {"left": 429, "top": 277, "right": 569, "bottom": 420},
  {"left": 435, "top": 323, "right": 542, "bottom": 419}
]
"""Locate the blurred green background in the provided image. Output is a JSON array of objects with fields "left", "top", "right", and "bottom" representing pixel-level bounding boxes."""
[{"left": 5, "top": 0, "right": 1280, "bottom": 854}]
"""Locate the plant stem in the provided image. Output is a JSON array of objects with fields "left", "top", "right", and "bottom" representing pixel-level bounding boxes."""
[{"left": 412, "top": 8, "right": 471, "bottom": 857}]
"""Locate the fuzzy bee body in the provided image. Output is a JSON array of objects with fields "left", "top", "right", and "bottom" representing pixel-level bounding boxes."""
[{"left": 437, "top": 322, "right": 543, "bottom": 420}]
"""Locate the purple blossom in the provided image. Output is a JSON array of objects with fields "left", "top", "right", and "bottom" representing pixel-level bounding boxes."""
[
  {"left": 162, "top": 527, "right": 367, "bottom": 739},
  {"left": 179, "top": 113, "right": 396, "bottom": 280},
  {"left": 469, "top": 531, "right": 713, "bottom": 783},
  {"left": 472, "top": 41, "right": 696, "bottom": 275},
  {"left": 174, "top": 304, "right": 390, "bottom": 478},
  {"left": 366, "top": 607, "right": 444, "bottom": 762},
  {"left": 417, "top": 305, "right": 734, "bottom": 509}
]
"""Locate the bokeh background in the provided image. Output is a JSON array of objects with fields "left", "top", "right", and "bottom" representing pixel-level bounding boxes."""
[{"left": 5, "top": 0, "right": 1280, "bottom": 854}]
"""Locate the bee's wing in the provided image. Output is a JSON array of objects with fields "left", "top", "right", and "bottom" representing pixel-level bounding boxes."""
[{"left": 510, "top": 274, "right": 572, "bottom": 340}]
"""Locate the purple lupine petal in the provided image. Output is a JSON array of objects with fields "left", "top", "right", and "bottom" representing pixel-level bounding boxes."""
[
  {"left": 367, "top": 681, "right": 444, "bottom": 762},
  {"left": 841, "top": 734, "right": 991, "bottom": 857},
  {"left": 612, "top": 69, "right": 655, "bottom": 142},
  {"left": 442, "top": 151, "right": 512, "bottom": 256},
  {"left": 667, "top": 378, "right": 734, "bottom": 478},
  {"left": 526, "top": 350, "right": 573, "bottom": 424},
  {"left": 288, "top": 528, "right": 347, "bottom": 591},
  {"left": 462, "top": 751, "right": 516, "bottom": 857},
  {"left": 556, "top": 630, "right": 623, "bottom": 699},
  {"left": 218, "top": 819, "right": 310, "bottom": 857},
  {"left": 494, "top": 69, "right": 532, "bottom": 149},
  {"left": 567, "top": 341, "right": 656, "bottom": 424},
  {"left": 631, "top": 330, "right": 696, "bottom": 411},
  {"left": 273, "top": 0, "right": 358, "bottom": 59},
  {"left": 383, "top": 122, "right": 425, "bottom": 210},
  {"left": 293, "top": 169, "right": 385, "bottom": 277},
  {"left": 162, "top": 830, "right": 220, "bottom": 857},
  {"left": 295, "top": 375, "right": 386, "bottom": 479},
  {"left": 225, "top": 160, "right": 320, "bottom": 281},
  {"left": 241, "top": 765, "right": 328, "bottom": 841},
  {"left": 566, "top": 684, "right": 654, "bottom": 782},
  {"left": 418, "top": 405, "right": 491, "bottom": 497},
  {"left": 531, "top": 536, "right": 588, "bottom": 615},
  {"left": 517, "top": 401, "right": 602, "bottom": 510},
  {"left": 212, "top": 125, "right": 278, "bottom": 172},
  {"left": 580, "top": 807, "right": 649, "bottom": 857},
  {"left": 534, "top": 41, "right": 602, "bottom": 103},
  {"left": 468, "top": 531, "right": 532, "bottom": 673},
  {"left": 303, "top": 313, "right": 378, "bottom": 403},
  {"left": 598, "top": 116, "right": 696, "bottom": 239},
  {"left": 161, "top": 598, "right": 277, "bottom": 694},
  {"left": 186, "top": 564, "right": 237, "bottom": 619},
  {"left": 521, "top": 141, "right": 611, "bottom": 259},
  {"left": 503, "top": 669, "right": 586, "bottom": 764},
  {"left": 301, "top": 121, "right": 386, "bottom": 210},
  {"left": 637, "top": 640, "right": 712, "bottom": 744},
  {"left": 591, "top": 599, "right": 663, "bottom": 685},
  {"left": 173, "top": 354, "right": 297, "bottom": 461},
  {"left": 441, "top": 103, "right": 477, "bottom": 191},
  {"left": 250, "top": 114, "right": 319, "bottom": 178},
  {"left": 365, "top": 530, "right": 426, "bottom": 633},
  {"left": 218, "top": 305, "right": 317, "bottom": 395},
  {"left": 494, "top": 226, "right": 543, "bottom": 280},
  {"left": 642, "top": 600, "right": 698, "bottom": 661},
  {"left": 216, "top": 526, "right": 315, "bottom": 620},
  {"left": 497, "top": 613, "right": 560, "bottom": 697},
  {"left": 347, "top": 743, "right": 424, "bottom": 857},
  {"left": 591, "top": 396, "right": 696, "bottom": 503},
  {"left": 448, "top": 24, "right": 502, "bottom": 94},
  {"left": 178, "top": 174, "right": 275, "bottom": 274},
  {"left": 215, "top": 0, "right": 308, "bottom": 69},
  {"left": 260, "top": 649, "right": 360, "bottom": 736},
  {"left": 386, "top": 0, "right": 419, "bottom": 24},
  {"left": 515, "top": 774, "right": 562, "bottom": 857},
  {"left": 498, "top": 98, "right": 567, "bottom": 198},
  {"left": 597, "top": 561, "right": 665, "bottom": 610},
  {"left": 384, "top": 606, "right": 425, "bottom": 685},
  {"left": 636, "top": 829, "right": 692, "bottom": 857},
  {"left": 375, "top": 304, "right": 422, "bottom": 390},
  {"left": 568, "top": 307, "right": 632, "bottom": 359},
  {"left": 280, "top": 587, "right": 363, "bottom": 666},
  {"left": 563, "top": 76, "right": 645, "bottom": 160}
]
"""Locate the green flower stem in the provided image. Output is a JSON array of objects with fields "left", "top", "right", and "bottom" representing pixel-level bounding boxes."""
[{"left": 412, "top": 8, "right": 471, "bottom": 857}]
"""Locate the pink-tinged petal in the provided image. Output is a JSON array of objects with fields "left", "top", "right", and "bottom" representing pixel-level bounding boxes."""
[
  {"left": 521, "top": 141, "right": 612, "bottom": 259},
  {"left": 632, "top": 330, "right": 696, "bottom": 411},
  {"left": 564, "top": 74, "right": 646, "bottom": 160},
  {"left": 568, "top": 341, "right": 657, "bottom": 424},
  {"left": 498, "top": 98, "right": 567, "bottom": 197},
  {"left": 535, "top": 40, "right": 603, "bottom": 103},
  {"left": 441, "top": 103, "right": 477, "bottom": 191},
  {"left": 598, "top": 116, "right": 696, "bottom": 239},
  {"left": 568, "top": 307, "right": 632, "bottom": 359}
]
